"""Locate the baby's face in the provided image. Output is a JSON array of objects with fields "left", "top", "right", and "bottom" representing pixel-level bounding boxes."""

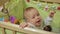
[{"left": 26, "top": 9, "right": 42, "bottom": 27}]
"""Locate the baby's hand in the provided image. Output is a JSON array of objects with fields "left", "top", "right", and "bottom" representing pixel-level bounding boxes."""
[{"left": 19, "top": 22, "right": 28, "bottom": 28}]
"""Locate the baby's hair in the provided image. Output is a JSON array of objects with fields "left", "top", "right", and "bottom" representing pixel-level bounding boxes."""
[
  {"left": 23, "top": 7, "right": 37, "bottom": 20},
  {"left": 24, "top": 7, "right": 36, "bottom": 12}
]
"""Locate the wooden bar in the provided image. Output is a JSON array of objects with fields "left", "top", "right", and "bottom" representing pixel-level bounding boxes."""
[
  {"left": 13, "top": 31, "right": 16, "bottom": 34},
  {"left": 0, "top": 22, "right": 57, "bottom": 34},
  {"left": 40, "top": 0, "right": 60, "bottom": 3},
  {"left": 1, "top": 28, "right": 6, "bottom": 34}
]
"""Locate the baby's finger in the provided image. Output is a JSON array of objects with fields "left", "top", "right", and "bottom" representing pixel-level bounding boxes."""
[{"left": 19, "top": 23, "right": 28, "bottom": 28}]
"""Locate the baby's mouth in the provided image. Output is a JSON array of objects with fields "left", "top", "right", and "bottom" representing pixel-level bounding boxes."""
[{"left": 36, "top": 20, "right": 41, "bottom": 24}]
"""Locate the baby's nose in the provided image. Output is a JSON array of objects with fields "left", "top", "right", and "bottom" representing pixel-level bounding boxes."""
[
  {"left": 37, "top": 16, "right": 42, "bottom": 20},
  {"left": 36, "top": 17, "right": 40, "bottom": 19},
  {"left": 37, "top": 17, "right": 40, "bottom": 19}
]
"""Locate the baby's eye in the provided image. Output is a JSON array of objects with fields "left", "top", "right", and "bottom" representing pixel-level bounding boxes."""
[
  {"left": 37, "top": 14, "right": 39, "bottom": 16},
  {"left": 32, "top": 16, "right": 35, "bottom": 19}
]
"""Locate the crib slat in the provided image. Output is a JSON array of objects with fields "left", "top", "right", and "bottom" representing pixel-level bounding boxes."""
[
  {"left": 2, "top": 28, "right": 6, "bottom": 34},
  {"left": 13, "top": 31, "right": 16, "bottom": 34}
]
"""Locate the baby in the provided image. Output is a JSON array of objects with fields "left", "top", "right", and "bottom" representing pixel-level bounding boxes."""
[{"left": 20, "top": 7, "right": 42, "bottom": 29}]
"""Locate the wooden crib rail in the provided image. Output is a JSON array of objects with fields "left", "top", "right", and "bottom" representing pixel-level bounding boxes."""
[
  {"left": 0, "top": 22, "right": 57, "bottom": 34},
  {"left": 40, "top": 0, "right": 60, "bottom": 3}
]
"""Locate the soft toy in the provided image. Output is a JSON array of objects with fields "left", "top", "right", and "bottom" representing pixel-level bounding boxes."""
[
  {"left": 57, "top": 6, "right": 60, "bottom": 10},
  {"left": 26, "top": 0, "right": 30, "bottom": 2},
  {"left": 4, "top": 18, "right": 9, "bottom": 22},
  {"left": 14, "top": 19, "right": 20, "bottom": 25},
  {"left": 0, "top": 17, "right": 4, "bottom": 21},
  {"left": 10, "top": 16, "right": 15, "bottom": 23},
  {"left": 44, "top": 5, "right": 49, "bottom": 11}
]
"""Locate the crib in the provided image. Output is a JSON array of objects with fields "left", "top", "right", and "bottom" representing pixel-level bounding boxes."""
[
  {"left": 0, "top": 22, "right": 57, "bottom": 34},
  {"left": 0, "top": 0, "right": 60, "bottom": 34}
]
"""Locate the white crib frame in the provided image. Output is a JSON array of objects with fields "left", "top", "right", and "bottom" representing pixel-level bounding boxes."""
[{"left": 0, "top": 22, "right": 57, "bottom": 34}]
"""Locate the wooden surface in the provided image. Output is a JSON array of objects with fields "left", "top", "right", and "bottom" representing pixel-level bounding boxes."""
[
  {"left": 2, "top": 28, "right": 6, "bottom": 34},
  {"left": 12, "top": 31, "right": 16, "bottom": 34},
  {"left": 0, "top": 22, "right": 57, "bottom": 34},
  {"left": 40, "top": 0, "right": 60, "bottom": 3}
]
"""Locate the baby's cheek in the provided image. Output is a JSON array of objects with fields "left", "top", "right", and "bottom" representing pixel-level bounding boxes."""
[
  {"left": 30, "top": 20, "right": 35, "bottom": 24},
  {"left": 29, "top": 19, "right": 34, "bottom": 23},
  {"left": 33, "top": 20, "right": 36, "bottom": 23}
]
